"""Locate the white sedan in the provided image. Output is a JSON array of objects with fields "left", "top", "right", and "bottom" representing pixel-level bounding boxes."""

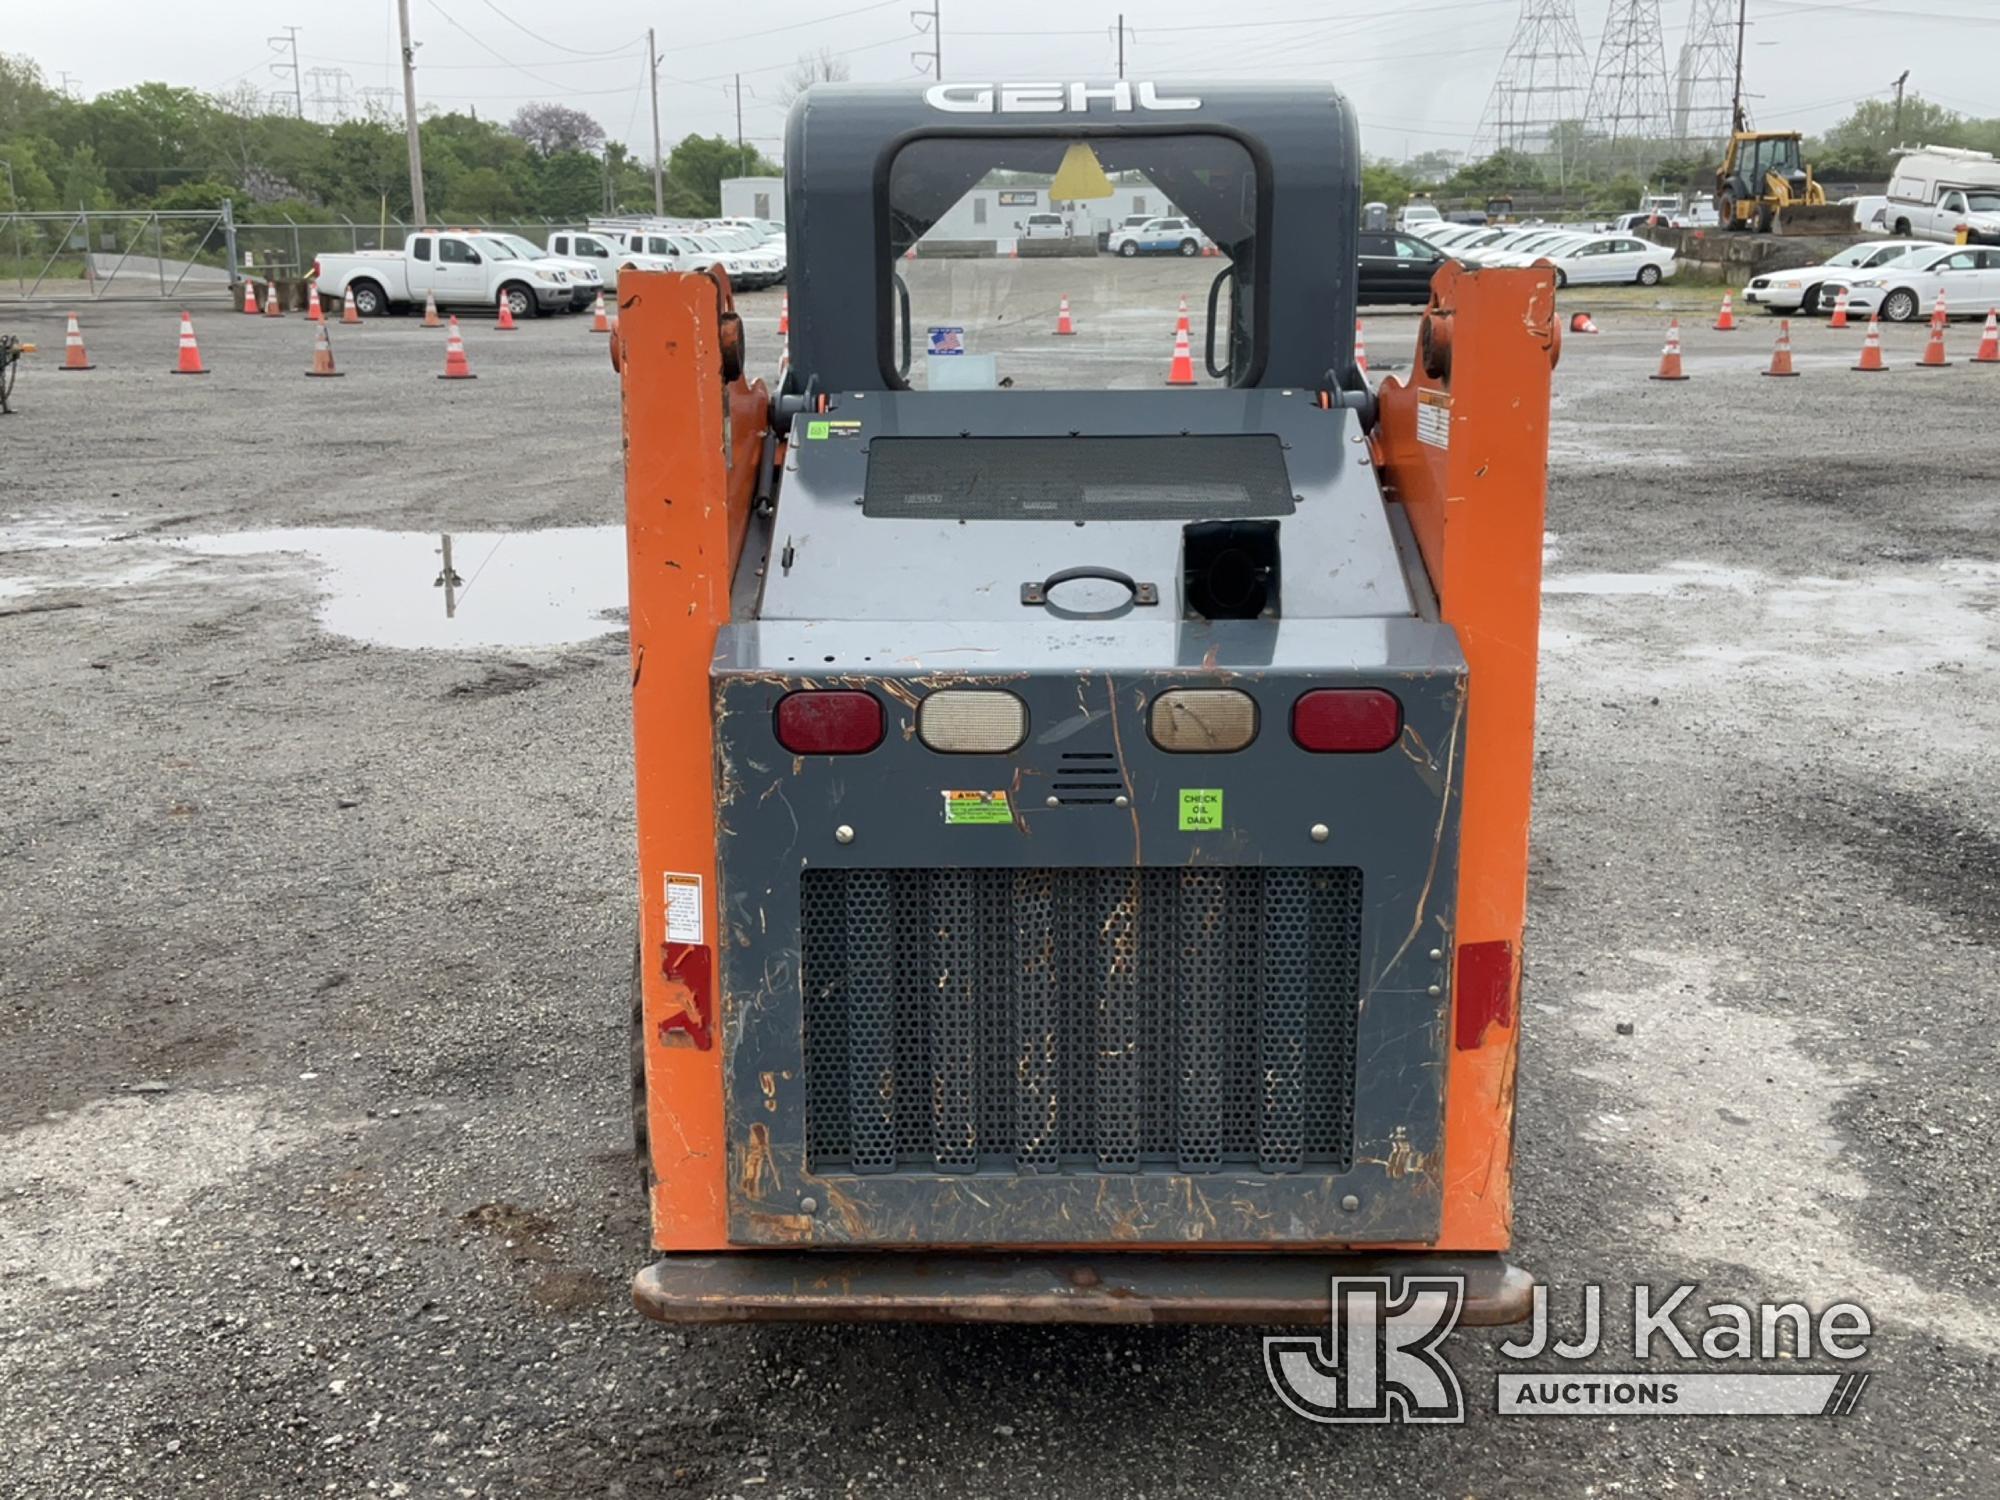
[
  {"left": 1820, "top": 243, "right": 2000, "bottom": 323},
  {"left": 1745, "top": 239, "right": 1929, "bottom": 314},
  {"left": 1533, "top": 234, "right": 1678, "bottom": 286}
]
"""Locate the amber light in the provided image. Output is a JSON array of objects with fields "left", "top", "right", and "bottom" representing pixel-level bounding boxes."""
[
  {"left": 1291, "top": 688, "right": 1402, "bottom": 752},
  {"left": 918, "top": 690, "right": 1028, "bottom": 753},
  {"left": 775, "top": 690, "right": 883, "bottom": 754},
  {"left": 1149, "top": 689, "right": 1258, "bottom": 752}
]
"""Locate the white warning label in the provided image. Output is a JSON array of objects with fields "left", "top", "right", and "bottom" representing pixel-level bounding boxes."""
[
  {"left": 1416, "top": 388, "right": 1451, "bottom": 449},
  {"left": 663, "top": 872, "right": 704, "bottom": 944}
]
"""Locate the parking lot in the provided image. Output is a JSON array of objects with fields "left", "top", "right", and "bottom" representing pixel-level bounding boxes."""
[{"left": 3, "top": 268, "right": 1998, "bottom": 1497}]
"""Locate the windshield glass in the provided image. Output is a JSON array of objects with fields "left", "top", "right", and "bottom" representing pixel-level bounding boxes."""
[
  {"left": 490, "top": 234, "right": 544, "bottom": 259},
  {"left": 1966, "top": 191, "right": 2000, "bottom": 212},
  {"left": 888, "top": 131, "right": 1259, "bottom": 390},
  {"left": 480, "top": 238, "right": 521, "bottom": 261}
]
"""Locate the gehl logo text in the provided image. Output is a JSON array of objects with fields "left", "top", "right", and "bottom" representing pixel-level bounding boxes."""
[
  {"left": 1265, "top": 1278, "right": 1468, "bottom": 1424},
  {"left": 924, "top": 83, "right": 1203, "bottom": 114}
]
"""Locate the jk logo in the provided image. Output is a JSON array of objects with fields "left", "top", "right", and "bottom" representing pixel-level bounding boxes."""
[{"left": 1265, "top": 1277, "right": 1467, "bottom": 1424}]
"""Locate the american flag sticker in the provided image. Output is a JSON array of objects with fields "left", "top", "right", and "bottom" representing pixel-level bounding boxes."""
[{"left": 927, "top": 326, "right": 966, "bottom": 355}]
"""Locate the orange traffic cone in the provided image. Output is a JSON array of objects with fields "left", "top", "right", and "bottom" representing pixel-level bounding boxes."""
[
  {"left": 1354, "top": 320, "right": 1371, "bottom": 381},
  {"left": 242, "top": 280, "right": 260, "bottom": 316},
  {"left": 1165, "top": 325, "right": 1196, "bottom": 386},
  {"left": 494, "top": 290, "right": 517, "bottom": 331},
  {"left": 777, "top": 293, "right": 790, "bottom": 336},
  {"left": 306, "top": 280, "right": 324, "bottom": 322},
  {"left": 171, "top": 311, "right": 208, "bottom": 375},
  {"left": 1762, "top": 319, "right": 1799, "bottom": 376},
  {"left": 59, "top": 311, "right": 95, "bottom": 371},
  {"left": 1175, "top": 294, "right": 1190, "bottom": 336},
  {"left": 1972, "top": 309, "right": 1999, "bottom": 364},
  {"left": 305, "top": 321, "right": 343, "bottom": 378},
  {"left": 904, "top": 246, "right": 917, "bottom": 261},
  {"left": 421, "top": 290, "right": 443, "bottom": 329},
  {"left": 1917, "top": 316, "right": 1952, "bottom": 368},
  {"left": 590, "top": 291, "right": 610, "bottom": 333},
  {"left": 263, "top": 282, "right": 283, "bottom": 318},
  {"left": 1054, "top": 294, "right": 1076, "bottom": 336},
  {"left": 439, "top": 316, "right": 476, "bottom": 380},
  {"left": 1568, "top": 311, "right": 1600, "bottom": 334},
  {"left": 1713, "top": 292, "right": 1736, "bottom": 331},
  {"left": 1852, "top": 314, "right": 1887, "bottom": 372},
  {"left": 1649, "top": 318, "right": 1689, "bottom": 381},
  {"left": 1828, "top": 286, "right": 1850, "bottom": 329},
  {"left": 341, "top": 286, "right": 361, "bottom": 325},
  {"left": 1930, "top": 291, "right": 1949, "bottom": 331}
]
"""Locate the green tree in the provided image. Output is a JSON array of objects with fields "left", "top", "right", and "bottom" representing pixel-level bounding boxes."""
[
  {"left": 1361, "top": 162, "right": 1415, "bottom": 209},
  {"left": 662, "top": 134, "right": 779, "bottom": 217},
  {"left": 60, "top": 142, "right": 113, "bottom": 209}
]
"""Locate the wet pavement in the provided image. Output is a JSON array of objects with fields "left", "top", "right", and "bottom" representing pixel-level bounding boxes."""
[{"left": 2, "top": 282, "right": 1998, "bottom": 1499}]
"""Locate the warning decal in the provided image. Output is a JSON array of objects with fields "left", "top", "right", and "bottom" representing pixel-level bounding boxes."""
[
  {"left": 663, "top": 871, "right": 704, "bottom": 944},
  {"left": 943, "top": 790, "right": 1013, "bottom": 826},
  {"left": 1178, "top": 788, "right": 1223, "bottom": 832},
  {"left": 1416, "top": 388, "right": 1451, "bottom": 450}
]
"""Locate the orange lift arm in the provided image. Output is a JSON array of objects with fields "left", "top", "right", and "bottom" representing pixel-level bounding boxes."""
[
  {"left": 616, "top": 269, "right": 768, "bottom": 1251},
  {"left": 1373, "top": 261, "right": 1560, "bottom": 1252}
]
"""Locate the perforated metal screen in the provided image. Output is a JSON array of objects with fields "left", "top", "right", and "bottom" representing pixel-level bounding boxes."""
[
  {"left": 861, "top": 435, "right": 1298, "bottom": 521},
  {"left": 799, "top": 867, "right": 1361, "bottom": 1176}
]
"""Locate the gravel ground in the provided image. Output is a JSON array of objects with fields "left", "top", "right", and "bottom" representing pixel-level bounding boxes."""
[{"left": 2, "top": 273, "right": 1998, "bottom": 1498}]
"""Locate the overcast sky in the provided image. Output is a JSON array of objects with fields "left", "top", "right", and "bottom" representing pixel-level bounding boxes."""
[{"left": 10, "top": 0, "right": 1996, "bottom": 162}]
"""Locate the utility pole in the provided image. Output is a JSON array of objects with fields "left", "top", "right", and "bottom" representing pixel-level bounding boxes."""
[
  {"left": 1891, "top": 69, "right": 1910, "bottom": 144},
  {"left": 648, "top": 28, "right": 665, "bottom": 217},
  {"left": 1115, "top": 14, "right": 1128, "bottom": 80},
  {"left": 912, "top": 1, "right": 942, "bottom": 78},
  {"left": 56, "top": 71, "right": 82, "bottom": 99},
  {"left": 1730, "top": 0, "right": 1748, "bottom": 132},
  {"left": 734, "top": 74, "right": 745, "bottom": 157},
  {"left": 396, "top": 0, "right": 428, "bottom": 226}
]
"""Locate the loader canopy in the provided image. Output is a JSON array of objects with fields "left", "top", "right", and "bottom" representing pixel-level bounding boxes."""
[
  {"left": 782, "top": 81, "right": 1362, "bottom": 392},
  {"left": 887, "top": 132, "right": 1261, "bottom": 389}
]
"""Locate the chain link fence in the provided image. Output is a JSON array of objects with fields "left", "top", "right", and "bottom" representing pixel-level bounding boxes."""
[{"left": 1, "top": 208, "right": 590, "bottom": 302}]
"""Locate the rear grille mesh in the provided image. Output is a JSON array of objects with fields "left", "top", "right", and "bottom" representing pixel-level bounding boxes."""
[{"left": 799, "top": 867, "right": 1362, "bottom": 1176}]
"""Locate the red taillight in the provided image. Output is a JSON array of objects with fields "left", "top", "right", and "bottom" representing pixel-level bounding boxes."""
[
  {"left": 1291, "top": 688, "right": 1402, "bottom": 752},
  {"left": 774, "top": 690, "right": 883, "bottom": 754}
]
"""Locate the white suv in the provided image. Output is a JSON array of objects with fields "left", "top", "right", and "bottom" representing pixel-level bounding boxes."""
[{"left": 1105, "top": 217, "right": 1204, "bottom": 257}]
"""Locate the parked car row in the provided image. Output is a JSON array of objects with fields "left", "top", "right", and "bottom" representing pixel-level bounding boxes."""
[
  {"left": 307, "top": 215, "right": 790, "bottom": 319},
  {"left": 1813, "top": 242, "right": 2000, "bottom": 322},
  {"left": 1356, "top": 221, "right": 1678, "bottom": 303}
]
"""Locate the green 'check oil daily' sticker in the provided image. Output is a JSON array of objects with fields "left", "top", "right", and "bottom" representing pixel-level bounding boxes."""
[
  {"left": 805, "top": 419, "right": 861, "bottom": 440},
  {"left": 1179, "top": 788, "right": 1223, "bottom": 831},
  {"left": 943, "top": 790, "right": 1012, "bottom": 826}
]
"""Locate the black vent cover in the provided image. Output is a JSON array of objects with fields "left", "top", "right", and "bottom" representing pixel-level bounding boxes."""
[
  {"left": 862, "top": 435, "right": 1297, "bottom": 521},
  {"left": 800, "top": 866, "right": 1362, "bottom": 1177}
]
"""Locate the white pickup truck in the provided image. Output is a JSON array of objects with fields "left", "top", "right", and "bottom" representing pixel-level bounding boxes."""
[
  {"left": 311, "top": 230, "right": 587, "bottom": 319},
  {"left": 545, "top": 229, "right": 675, "bottom": 291},
  {"left": 1884, "top": 146, "right": 2000, "bottom": 245}
]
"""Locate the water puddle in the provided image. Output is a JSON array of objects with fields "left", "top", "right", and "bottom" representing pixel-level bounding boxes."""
[{"left": 167, "top": 526, "right": 627, "bottom": 650}]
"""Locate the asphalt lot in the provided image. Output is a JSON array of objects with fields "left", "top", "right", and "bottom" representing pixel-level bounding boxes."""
[{"left": 3, "top": 262, "right": 1998, "bottom": 1498}]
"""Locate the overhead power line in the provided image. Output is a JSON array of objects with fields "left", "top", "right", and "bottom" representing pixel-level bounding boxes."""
[{"left": 475, "top": 0, "right": 646, "bottom": 56}]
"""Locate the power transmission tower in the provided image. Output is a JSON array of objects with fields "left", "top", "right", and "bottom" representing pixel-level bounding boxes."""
[
  {"left": 1671, "top": 0, "right": 1735, "bottom": 151},
  {"left": 304, "top": 67, "right": 352, "bottom": 123},
  {"left": 1586, "top": 0, "right": 1672, "bottom": 170},
  {"left": 1476, "top": 0, "right": 1591, "bottom": 184},
  {"left": 911, "top": 1, "right": 942, "bottom": 78},
  {"left": 269, "top": 26, "right": 303, "bottom": 118}
]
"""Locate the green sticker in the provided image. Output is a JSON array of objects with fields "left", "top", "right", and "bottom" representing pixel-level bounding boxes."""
[
  {"left": 943, "top": 790, "right": 1012, "bottom": 826},
  {"left": 805, "top": 419, "right": 830, "bottom": 440},
  {"left": 1179, "top": 788, "right": 1223, "bottom": 832}
]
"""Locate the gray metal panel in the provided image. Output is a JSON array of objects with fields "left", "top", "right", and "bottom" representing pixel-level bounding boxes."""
[
  {"left": 783, "top": 81, "right": 1361, "bottom": 392},
  {"left": 760, "top": 393, "right": 1411, "bottom": 623},
  {"left": 707, "top": 629, "right": 1465, "bottom": 1249}
]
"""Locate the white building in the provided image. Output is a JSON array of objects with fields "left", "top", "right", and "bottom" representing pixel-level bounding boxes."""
[{"left": 720, "top": 176, "right": 785, "bottom": 222}]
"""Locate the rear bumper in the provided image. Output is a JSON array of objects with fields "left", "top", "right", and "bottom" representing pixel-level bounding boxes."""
[{"left": 633, "top": 1250, "right": 1532, "bottom": 1326}]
